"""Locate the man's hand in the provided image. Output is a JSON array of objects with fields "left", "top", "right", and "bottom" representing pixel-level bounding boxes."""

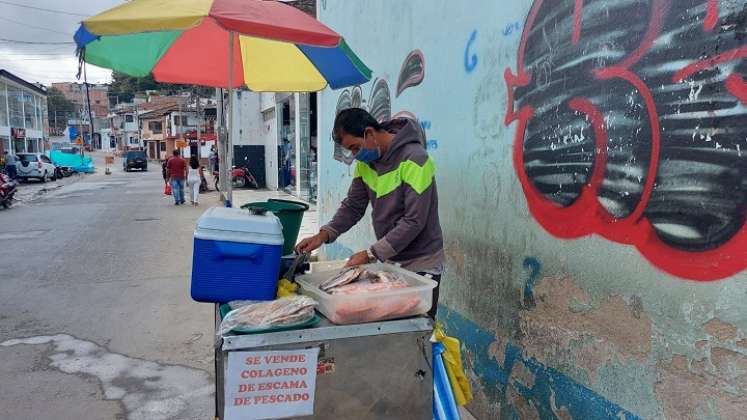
[
  {"left": 345, "top": 250, "right": 370, "bottom": 267},
  {"left": 295, "top": 230, "right": 330, "bottom": 254}
]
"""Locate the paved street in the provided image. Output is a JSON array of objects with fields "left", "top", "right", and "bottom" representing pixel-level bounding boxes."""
[{"left": 0, "top": 154, "right": 217, "bottom": 420}]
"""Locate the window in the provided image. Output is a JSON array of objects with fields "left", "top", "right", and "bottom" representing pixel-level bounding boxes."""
[
  {"left": 1, "top": 136, "right": 9, "bottom": 154},
  {"left": 40, "top": 155, "right": 51, "bottom": 163},
  {"left": 7, "top": 84, "right": 23, "bottom": 127},
  {"left": 0, "top": 81, "right": 7, "bottom": 126},
  {"left": 18, "top": 153, "right": 37, "bottom": 163},
  {"left": 125, "top": 115, "right": 134, "bottom": 123},
  {"left": 159, "top": 141, "right": 166, "bottom": 152},
  {"left": 23, "top": 91, "right": 34, "bottom": 129},
  {"left": 129, "top": 136, "right": 139, "bottom": 145},
  {"left": 174, "top": 116, "right": 182, "bottom": 126},
  {"left": 95, "top": 100, "right": 101, "bottom": 104},
  {"left": 148, "top": 121, "right": 162, "bottom": 134}
]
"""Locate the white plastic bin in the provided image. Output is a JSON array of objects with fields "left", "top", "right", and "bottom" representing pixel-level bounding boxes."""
[{"left": 296, "top": 263, "right": 437, "bottom": 324}]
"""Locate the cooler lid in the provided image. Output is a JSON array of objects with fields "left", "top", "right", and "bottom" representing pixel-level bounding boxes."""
[{"left": 194, "top": 207, "right": 284, "bottom": 245}]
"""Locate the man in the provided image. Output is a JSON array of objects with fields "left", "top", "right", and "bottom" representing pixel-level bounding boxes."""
[
  {"left": 3, "top": 151, "right": 17, "bottom": 180},
  {"left": 166, "top": 149, "right": 187, "bottom": 205},
  {"left": 208, "top": 145, "right": 218, "bottom": 174},
  {"left": 296, "top": 108, "right": 444, "bottom": 317}
]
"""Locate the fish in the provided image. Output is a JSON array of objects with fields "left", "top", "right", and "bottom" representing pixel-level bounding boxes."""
[
  {"left": 329, "top": 279, "right": 408, "bottom": 295},
  {"left": 374, "top": 271, "right": 404, "bottom": 284},
  {"left": 319, "top": 267, "right": 364, "bottom": 292},
  {"left": 218, "top": 296, "right": 317, "bottom": 336}
]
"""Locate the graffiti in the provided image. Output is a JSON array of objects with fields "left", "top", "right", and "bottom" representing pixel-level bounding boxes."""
[
  {"left": 396, "top": 50, "right": 425, "bottom": 97},
  {"left": 464, "top": 30, "right": 478, "bottom": 73},
  {"left": 334, "top": 50, "right": 429, "bottom": 164},
  {"left": 505, "top": 0, "right": 747, "bottom": 281},
  {"left": 502, "top": 21, "right": 522, "bottom": 37},
  {"left": 522, "top": 257, "right": 541, "bottom": 308},
  {"left": 426, "top": 140, "right": 439, "bottom": 150},
  {"left": 420, "top": 120, "right": 432, "bottom": 131}
]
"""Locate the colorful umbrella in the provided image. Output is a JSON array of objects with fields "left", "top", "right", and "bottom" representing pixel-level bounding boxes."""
[
  {"left": 73, "top": 0, "right": 372, "bottom": 92},
  {"left": 74, "top": 0, "right": 371, "bottom": 206}
]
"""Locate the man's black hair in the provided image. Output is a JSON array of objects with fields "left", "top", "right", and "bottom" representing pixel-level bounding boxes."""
[
  {"left": 332, "top": 108, "right": 382, "bottom": 144},
  {"left": 172, "top": 149, "right": 180, "bottom": 156}
]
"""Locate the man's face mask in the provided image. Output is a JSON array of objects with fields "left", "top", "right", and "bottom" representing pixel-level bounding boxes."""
[{"left": 337, "top": 129, "right": 380, "bottom": 163}]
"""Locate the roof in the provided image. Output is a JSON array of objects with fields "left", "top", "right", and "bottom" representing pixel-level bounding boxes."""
[{"left": 0, "top": 70, "right": 47, "bottom": 95}]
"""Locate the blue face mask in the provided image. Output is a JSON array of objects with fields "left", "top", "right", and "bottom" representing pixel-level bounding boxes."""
[{"left": 354, "top": 133, "right": 380, "bottom": 163}]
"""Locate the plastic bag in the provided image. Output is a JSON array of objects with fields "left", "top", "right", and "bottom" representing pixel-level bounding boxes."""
[
  {"left": 217, "top": 296, "right": 317, "bottom": 337},
  {"left": 164, "top": 183, "right": 172, "bottom": 195},
  {"left": 276, "top": 279, "right": 299, "bottom": 298},
  {"left": 433, "top": 322, "right": 473, "bottom": 406}
]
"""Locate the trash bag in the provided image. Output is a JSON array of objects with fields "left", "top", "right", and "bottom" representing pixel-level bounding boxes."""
[
  {"left": 433, "top": 322, "right": 473, "bottom": 406},
  {"left": 164, "top": 183, "right": 172, "bottom": 196}
]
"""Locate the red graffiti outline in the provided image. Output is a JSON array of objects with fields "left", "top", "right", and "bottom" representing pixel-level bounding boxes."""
[
  {"left": 505, "top": 0, "right": 747, "bottom": 280},
  {"left": 704, "top": 0, "right": 719, "bottom": 31},
  {"left": 673, "top": 45, "right": 747, "bottom": 82},
  {"left": 725, "top": 73, "right": 747, "bottom": 105},
  {"left": 572, "top": 0, "right": 584, "bottom": 46}
]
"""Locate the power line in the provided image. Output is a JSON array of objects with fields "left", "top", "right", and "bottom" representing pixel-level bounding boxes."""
[
  {"left": 0, "top": 0, "right": 89, "bottom": 17},
  {"left": 0, "top": 16, "right": 73, "bottom": 36},
  {"left": 0, "top": 38, "right": 75, "bottom": 45}
]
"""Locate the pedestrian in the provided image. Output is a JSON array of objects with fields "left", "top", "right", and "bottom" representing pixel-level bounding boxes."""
[
  {"left": 186, "top": 155, "right": 204, "bottom": 206},
  {"left": 161, "top": 159, "right": 169, "bottom": 184},
  {"left": 3, "top": 151, "right": 17, "bottom": 180},
  {"left": 296, "top": 108, "right": 444, "bottom": 318},
  {"left": 208, "top": 145, "right": 217, "bottom": 174},
  {"left": 165, "top": 149, "right": 187, "bottom": 205}
]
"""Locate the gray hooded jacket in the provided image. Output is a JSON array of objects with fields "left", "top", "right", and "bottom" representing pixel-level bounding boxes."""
[{"left": 321, "top": 118, "right": 444, "bottom": 273}]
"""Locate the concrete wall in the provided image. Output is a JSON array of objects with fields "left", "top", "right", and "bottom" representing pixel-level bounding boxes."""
[
  {"left": 231, "top": 90, "right": 279, "bottom": 189},
  {"left": 317, "top": 1, "right": 747, "bottom": 418}
]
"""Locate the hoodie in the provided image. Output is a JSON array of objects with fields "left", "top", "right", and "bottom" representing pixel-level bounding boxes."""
[{"left": 321, "top": 118, "right": 444, "bottom": 273}]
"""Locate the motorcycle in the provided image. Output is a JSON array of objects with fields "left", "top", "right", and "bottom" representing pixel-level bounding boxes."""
[
  {"left": 199, "top": 167, "right": 209, "bottom": 193},
  {"left": 0, "top": 172, "right": 18, "bottom": 209},
  {"left": 231, "top": 166, "right": 259, "bottom": 189}
]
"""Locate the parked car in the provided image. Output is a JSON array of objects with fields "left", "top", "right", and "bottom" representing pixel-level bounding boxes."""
[
  {"left": 15, "top": 153, "right": 58, "bottom": 182},
  {"left": 123, "top": 150, "right": 147, "bottom": 172}
]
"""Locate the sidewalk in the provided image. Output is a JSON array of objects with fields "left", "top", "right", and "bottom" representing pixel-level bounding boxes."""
[{"left": 231, "top": 188, "right": 319, "bottom": 244}]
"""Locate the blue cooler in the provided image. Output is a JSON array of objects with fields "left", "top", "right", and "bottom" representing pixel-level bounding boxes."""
[{"left": 191, "top": 207, "right": 284, "bottom": 303}]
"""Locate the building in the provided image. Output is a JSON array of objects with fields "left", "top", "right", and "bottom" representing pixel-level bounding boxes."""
[
  {"left": 51, "top": 82, "right": 109, "bottom": 119},
  {"left": 228, "top": 90, "right": 316, "bottom": 201},
  {"left": 109, "top": 105, "right": 142, "bottom": 151},
  {"left": 0, "top": 69, "right": 49, "bottom": 155}
]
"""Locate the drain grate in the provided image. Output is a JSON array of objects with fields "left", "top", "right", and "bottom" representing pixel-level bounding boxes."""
[{"left": 134, "top": 217, "right": 160, "bottom": 222}]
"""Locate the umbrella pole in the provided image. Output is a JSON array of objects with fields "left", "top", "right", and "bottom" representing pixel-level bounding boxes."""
[{"left": 225, "top": 31, "right": 235, "bottom": 207}]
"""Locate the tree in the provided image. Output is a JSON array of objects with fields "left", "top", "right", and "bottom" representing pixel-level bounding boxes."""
[
  {"left": 108, "top": 71, "right": 214, "bottom": 107},
  {"left": 46, "top": 87, "right": 78, "bottom": 136}
]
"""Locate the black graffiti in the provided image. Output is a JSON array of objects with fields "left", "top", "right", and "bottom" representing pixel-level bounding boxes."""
[{"left": 509, "top": 0, "right": 747, "bottom": 253}]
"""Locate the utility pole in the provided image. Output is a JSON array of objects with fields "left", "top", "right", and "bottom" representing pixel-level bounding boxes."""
[{"left": 83, "top": 64, "right": 95, "bottom": 152}]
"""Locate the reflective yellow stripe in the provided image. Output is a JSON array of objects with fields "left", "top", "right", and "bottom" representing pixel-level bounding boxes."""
[
  {"left": 84, "top": 0, "right": 212, "bottom": 35},
  {"left": 354, "top": 158, "right": 435, "bottom": 198},
  {"left": 240, "top": 35, "right": 327, "bottom": 92}
]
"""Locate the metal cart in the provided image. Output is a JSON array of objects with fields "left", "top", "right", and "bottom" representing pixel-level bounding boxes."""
[{"left": 215, "top": 306, "right": 433, "bottom": 420}]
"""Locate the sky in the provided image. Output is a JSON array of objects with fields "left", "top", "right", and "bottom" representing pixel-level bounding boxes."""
[{"left": 0, "top": 0, "right": 121, "bottom": 86}]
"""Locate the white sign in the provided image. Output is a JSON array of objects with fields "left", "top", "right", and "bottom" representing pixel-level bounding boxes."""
[{"left": 225, "top": 348, "right": 320, "bottom": 420}]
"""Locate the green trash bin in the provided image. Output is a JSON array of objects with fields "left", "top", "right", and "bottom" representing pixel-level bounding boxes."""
[{"left": 241, "top": 198, "right": 309, "bottom": 255}]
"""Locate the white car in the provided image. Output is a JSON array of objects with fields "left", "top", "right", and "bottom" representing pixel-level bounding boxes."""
[{"left": 15, "top": 153, "right": 58, "bottom": 182}]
